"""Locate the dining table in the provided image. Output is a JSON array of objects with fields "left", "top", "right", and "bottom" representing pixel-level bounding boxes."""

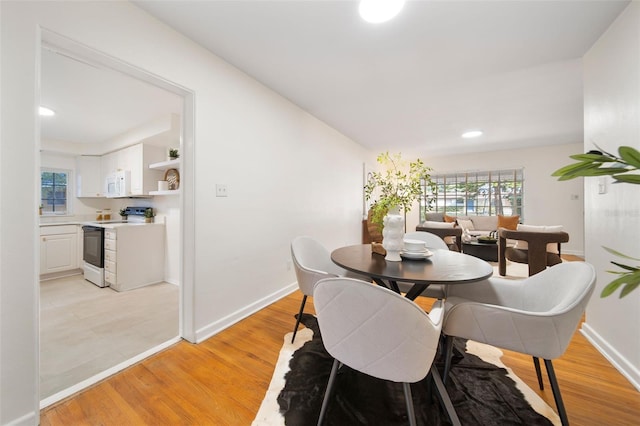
[
  {"left": 331, "top": 244, "right": 490, "bottom": 426},
  {"left": 331, "top": 244, "right": 494, "bottom": 300}
]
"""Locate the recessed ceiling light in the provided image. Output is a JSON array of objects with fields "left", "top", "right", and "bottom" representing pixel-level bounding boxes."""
[
  {"left": 462, "top": 130, "right": 483, "bottom": 139},
  {"left": 39, "top": 106, "right": 55, "bottom": 116},
  {"left": 359, "top": 0, "right": 405, "bottom": 23}
]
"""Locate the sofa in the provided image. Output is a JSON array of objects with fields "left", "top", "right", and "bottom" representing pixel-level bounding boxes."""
[
  {"left": 418, "top": 213, "right": 569, "bottom": 275},
  {"left": 418, "top": 212, "right": 521, "bottom": 234},
  {"left": 416, "top": 212, "right": 522, "bottom": 251}
]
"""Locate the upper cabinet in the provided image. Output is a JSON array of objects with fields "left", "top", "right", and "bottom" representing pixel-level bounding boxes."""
[
  {"left": 121, "top": 144, "right": 166, "bottom": 196},
  {"left": 99, "top": 143, "right": 167, "bottom": 197},
  {"left": 77, "top": 142, "right": 177, "bottom": 198},
  {"left": 76, "top": 156, "right": 103, "bottom": 197}
]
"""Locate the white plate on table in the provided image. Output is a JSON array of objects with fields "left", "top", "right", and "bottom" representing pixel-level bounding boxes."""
[{"left": 400, "top": 249, "right": 433, "bottom": 260}]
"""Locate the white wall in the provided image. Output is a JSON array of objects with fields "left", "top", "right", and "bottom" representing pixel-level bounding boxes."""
[
  {"left": 0, "top": 2, "right": 368, "bottom": 424},
  {"left": 581, "top": 2, "right": 640, "bottom": 391},
  {"left": 409, "top": 143, "right": 585, "bottom": 255}
]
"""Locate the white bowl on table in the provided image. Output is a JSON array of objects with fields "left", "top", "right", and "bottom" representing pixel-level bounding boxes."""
[{"left": 403, "top": 239, "right": 427, "bottom": 253}]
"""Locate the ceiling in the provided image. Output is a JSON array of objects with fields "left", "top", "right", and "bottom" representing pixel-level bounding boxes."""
[
  {"left": 43, "top": 1, "right": 630, "bottom": 157},
  {"left": 40, "top": 47, "right": 183, "bottom": 146}
]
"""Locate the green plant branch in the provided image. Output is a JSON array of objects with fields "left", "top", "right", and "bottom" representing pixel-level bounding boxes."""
[
  {"left": 552, "top": 145, "right": 640, "bottom": 184},
  {"left": 364, "top": 152, "right": 434, "bottom": 226},
  {"left": 553, "top": 145, "right": 640, "bottom": 298}
]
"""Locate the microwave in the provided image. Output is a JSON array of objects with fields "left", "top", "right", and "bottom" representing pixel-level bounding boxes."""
[{"left": 105, "top": 170, "right": 131, "bottom": 198}]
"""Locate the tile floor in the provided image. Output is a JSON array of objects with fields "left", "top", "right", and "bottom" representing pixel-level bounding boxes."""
[{"left": 40, "top": 274, "right": 179, "bottom": 398}]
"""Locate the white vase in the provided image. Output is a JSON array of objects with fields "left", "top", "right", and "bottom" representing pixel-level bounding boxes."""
[{"left": 382, "top": 207, "right": 404, "bottom": 261}]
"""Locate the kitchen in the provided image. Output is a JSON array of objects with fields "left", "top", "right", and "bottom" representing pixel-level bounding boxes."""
[{"left": 38, "top": 45, "right": 184, "bottom": 404}]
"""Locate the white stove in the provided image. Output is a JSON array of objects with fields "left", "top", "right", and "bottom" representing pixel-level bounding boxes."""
[{"left": 83, "top": 206, "right": 153, "bottom": 287}]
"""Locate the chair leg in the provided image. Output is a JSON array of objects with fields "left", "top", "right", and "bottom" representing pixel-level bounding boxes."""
[
  {"left": 402, "top": 383, "right": 417, "bottom": 426},
  {"left": 317, "top": 359, "right": 340, "bottom": 426},
  {"left": 442, "top": 335, "right": 455, "bottom": 384},
  {"left": 544, "top": 359, "right": 569, "bottom": 426},
  {"left": 431, "top": 365, "right": 462, "bottom": 426},
  {"left": 291, "top": 295, "right": 307, "bottom": 343},
  {"left": 533, "top": 356, "right": 544, "bottom": 390}
]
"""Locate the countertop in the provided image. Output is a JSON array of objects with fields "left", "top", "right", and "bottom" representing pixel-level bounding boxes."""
[{"left": 40, "top": 220, "right": 162, "bottom": 228}]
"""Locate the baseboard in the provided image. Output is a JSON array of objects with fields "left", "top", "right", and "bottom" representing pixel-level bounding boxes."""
[
  {"left": 580, "top": 322, "right": 640, "bottom": 392},
  {"left": 562, "top": 249, "right": 584, "bottom": 257},
  {"left": 39, "top": 268, "right": 82, "bottom": 281},
  {"left": 195, "top": 282, "right": 298, "bottom": 343}
]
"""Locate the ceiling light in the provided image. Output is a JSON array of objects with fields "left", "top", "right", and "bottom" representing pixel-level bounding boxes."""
[
  {"left": 359, "top": 0, "right": 405, "bottom": 23},
  {"left": 462, "top": 130, "right": 483, "bottom": 139},
  {"left": 39, "top": 106, "right": 55, "bottom": 116}
]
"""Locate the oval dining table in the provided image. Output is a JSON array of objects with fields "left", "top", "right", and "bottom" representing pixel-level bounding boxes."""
[
  {"left": 331, "top": 244, "right": 484, "bottom": 426},
  {"left": 331, "top": 244, "right": 493, "bottom": 300}
]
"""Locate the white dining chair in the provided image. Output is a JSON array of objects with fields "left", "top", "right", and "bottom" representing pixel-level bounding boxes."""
[
  {"left": 397, "top": 231, "right": 449, "bottom": 299},
  {"left": 404, "top": 231, "right": 449, "bottom": 251},
  {"left": 441, "top": 262, "right": 596, "bottom": 426},
  {"left": 313, "top": 277, "right": 460, "bottom": 426},
  {"left": 290, "top": 236, "right": 368, "bottom": 343}
]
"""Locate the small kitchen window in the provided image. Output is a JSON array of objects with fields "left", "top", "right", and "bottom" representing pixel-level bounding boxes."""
[{"left": 41, "top": 168, "right": 72, "bottom": 215}]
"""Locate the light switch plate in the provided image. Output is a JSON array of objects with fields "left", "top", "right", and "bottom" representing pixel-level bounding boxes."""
[{"left": 598, "top": 177, "right": 607, "bottom": 194}]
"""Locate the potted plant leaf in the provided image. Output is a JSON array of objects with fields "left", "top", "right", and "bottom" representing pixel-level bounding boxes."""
[
  {"left": 365, "top": 152, "right": 434, "bottom": 226},
  {"left": 552, "top": 144, "right": 640, "bottom": 297},
  {"left": 364, "top": 152, "right": 434, "bottom": 260},
  {"left": 144, "top": 208, "right": 155, "bottom": 223},
  {"left": 169, "top": 148, "right": 179, "bottom": 160}
]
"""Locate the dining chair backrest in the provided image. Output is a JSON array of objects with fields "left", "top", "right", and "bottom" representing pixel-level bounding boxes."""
[
  {"left": 291, "top": 236, "right": 342, "bottom": 296},
  {"left": 443, "top": 261, "right": 595, "bottom": 426},
  {"left": 396, "top": 231, "right": 449, "bottom": 300},
  {"left": 314, "top": 277, "right": 443, "bottom": 383},
  {"left": 520, "top": 261, "right": 595, "bottom": 313},
  {"left": 403, "top": 231, "right": 449, "bottom": 250},
  {"left": 445, "top": 262, "right": 596, "bottom": 360}
]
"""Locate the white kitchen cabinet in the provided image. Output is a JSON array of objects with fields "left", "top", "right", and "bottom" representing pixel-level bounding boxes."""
[
  {"left": 40, "top": 225, "right": 79, "bottom": 275},
  {"left": 121, "top": 144, "right": 166, "bottom": 196},
  {"left": 103, "top": 224, "right": 165, "bottom": 291},
  {"left": 99, "top": 144, "right": 169, "bottom": 197},
  {"left": 76, "top": 155, "right": 103, "bottom": 197},
  {"left": 101, "top": 151, "right": 118, "bottom": 191}
]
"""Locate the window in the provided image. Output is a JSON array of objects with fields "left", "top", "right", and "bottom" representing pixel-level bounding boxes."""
[
  {"left": 41, "top": 168, "right": 71, "bottom": 215},
  {"left": 421, "top": 169, "right": 523, "bottom": 220}
]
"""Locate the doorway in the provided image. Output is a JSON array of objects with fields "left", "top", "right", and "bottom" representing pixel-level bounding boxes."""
[{"left": 38, "top": 30, "right": 193, "bottom": 408}]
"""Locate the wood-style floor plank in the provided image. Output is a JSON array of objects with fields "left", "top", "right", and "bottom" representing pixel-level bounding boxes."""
[{"left": 41, "top": 262, "right": 640, "bottom": 425}]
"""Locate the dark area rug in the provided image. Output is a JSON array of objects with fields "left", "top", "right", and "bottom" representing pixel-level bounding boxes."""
[{"left": 276, "top": 314, "right": 555, "bottom": 426}]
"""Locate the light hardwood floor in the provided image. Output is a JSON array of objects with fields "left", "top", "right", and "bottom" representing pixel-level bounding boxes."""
[
  {"left": 41, "top": 270, "right": 640, "bottom": 425},
  {"left": 40, "top": 275, "right": 179, "bottom": 399}
]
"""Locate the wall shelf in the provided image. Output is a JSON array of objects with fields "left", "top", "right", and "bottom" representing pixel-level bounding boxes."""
[
  {"left": 149, "top": 159, "right": 180, "bottom": 171},
  {"left": 149, "top": 189, "right": 180, "bottom": 196}
]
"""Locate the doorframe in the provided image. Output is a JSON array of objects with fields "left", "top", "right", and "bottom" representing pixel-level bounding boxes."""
[{"left": 37, "top": 28, "right": 196, "bottom": 406}]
